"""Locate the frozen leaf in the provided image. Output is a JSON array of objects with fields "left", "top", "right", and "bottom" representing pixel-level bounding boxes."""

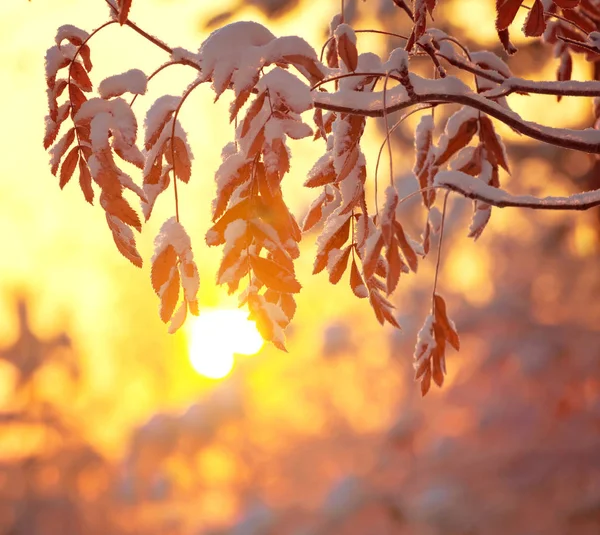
[{"left": 496, "top": 0, "right": 524, "bottom": 31}]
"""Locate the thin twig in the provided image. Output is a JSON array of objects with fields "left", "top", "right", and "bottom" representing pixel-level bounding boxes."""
[{"left": 431, "top": 191, "right": 450, "bottom": 310}]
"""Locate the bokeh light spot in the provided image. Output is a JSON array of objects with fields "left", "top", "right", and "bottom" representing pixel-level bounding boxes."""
[{"left": 187, "top": 309, "right": 263, "bottom": 379}]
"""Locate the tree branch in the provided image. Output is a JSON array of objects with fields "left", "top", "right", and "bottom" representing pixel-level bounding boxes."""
[
  {"left": 435, "top": 171, "right": 600, "bottom": 211},
  {"left": 313, "top": 74, "right": 600, "bottom": 154}
]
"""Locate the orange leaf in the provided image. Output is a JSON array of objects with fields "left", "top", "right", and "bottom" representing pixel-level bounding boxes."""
[
  {"left": 523, "top": 0, "right": 545, "bottom": 37},
  {"left": 496, "top": 0, "right": 524, "bottom": 31},
  {"left": 250, "top": 255, "right": 301, "bottom": 293},
  {"left": 70, "top": 62, "right": 92, "bottom": 92},
  {"left": 159, "top": 268, "right": 180, "bottom": 323},
  {"left": 337, "top": 33, "right": 358, "bottom": 71},
  {"left": 240, "top": 91, "right": 267, "bottom": 137},
  {"left": 59, "top": 146, "right": 78, "bottom": 188},
  {"left": 435, "top": 117, "right": 478, "bottom": 166},
  {"left": 433, "top": 294, "right": 460, "bottom": 350},
  {"left": 118, "top": 0, "right": 132, "bottom": 25},
  {"left": 78, "top": 158, "right": 94, "bottom": 204},
  {"left": 394, "top": 221, "right": 418, "bottom": 273},
  {"left": 328, "top": 246, "right": 352, "bottom": 284},
  {"left": 478, "top": 116, "right": 510, "bottom": 172},
  {"left": 349, "top": 258, "right": 368, "bottom": 298},
  {"left": 103, "top": 194, "right": 142, "bottom": 232},
  {"left": 151, "top": 245, "right": 177, "bottom": 294},
  {"left": 313, "top": 216, "right": 352, "bottom": 274}
]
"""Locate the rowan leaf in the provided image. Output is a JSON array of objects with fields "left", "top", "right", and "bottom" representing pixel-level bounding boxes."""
[
  {"left": 523, "top": 0, "right": 545, "bottom": 37},
  {"left": 151, "top": 244, "right": 177, "bottom": 294},
  {"left": 59, "top": 146, "right": 79, "bottom": 188},
  {"left": 250, "top": 254, "right": 302, "bottom": 293}
]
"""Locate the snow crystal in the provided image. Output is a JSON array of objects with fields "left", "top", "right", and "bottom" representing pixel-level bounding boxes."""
[
  {"left": 220, "top": 142, "right": 237, "bottom": 162},
  {"left": 98, "top": 69, "right": 147, "bottom": 99}
]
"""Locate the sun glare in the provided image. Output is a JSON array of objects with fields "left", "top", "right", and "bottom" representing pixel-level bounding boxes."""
[{"left": 187, "top": 309, "right": 264, "bottom": 379}]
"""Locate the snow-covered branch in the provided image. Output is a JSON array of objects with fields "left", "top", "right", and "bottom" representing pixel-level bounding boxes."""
[
  {"left": 434, "top": 171, "right": 600, "bottom": 211},
  {"left": 313, "top": 74, "right": 600, "bottom": 154}
]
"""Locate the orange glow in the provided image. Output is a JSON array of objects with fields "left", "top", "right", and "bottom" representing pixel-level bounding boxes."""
[{"left": 187, "top": 309, "right": 263, "bottom": 378}]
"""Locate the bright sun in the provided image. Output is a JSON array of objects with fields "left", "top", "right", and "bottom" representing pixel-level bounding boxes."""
[{"left": 187, "top": 309, "right": 264, "bottom": 379}]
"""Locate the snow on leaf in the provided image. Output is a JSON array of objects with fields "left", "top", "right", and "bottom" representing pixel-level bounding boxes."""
[
  {"left": 151, "top": 244, "right": 177, "bottom": 294},
  {"left": 144, "top": 95, "right": 180, "bottom": 150},
  {"left": 433, "top": 294, "right": 460, "bottom": 350},
  {"left": 50, "top": 127, "right": 75, "bottom": 176},
  {"left": 106, "top": 213, "right": 143, "bottom": 267},
  {"left": 435, "top": 107, "right": 479, "bottom": 166},
  {"left": 55, "top": 25, "right": 89, "bottom": 48},
  {"left": 98, "top": 69, "right": 147, "bottom": 99},
  {"left": 335, "top": 24, "right": 358, "bottom": 72}
]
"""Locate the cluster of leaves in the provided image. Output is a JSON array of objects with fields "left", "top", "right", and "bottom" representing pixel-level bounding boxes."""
[{"left": 44, "top": 0, "right": 600, "bottom": 394}]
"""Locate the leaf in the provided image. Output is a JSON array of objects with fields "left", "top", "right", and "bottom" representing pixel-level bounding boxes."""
[
  {"left": 206, "top": 198, "right": 253, "bottom": 245},
  {"left": 69, "top": 83, "right": 87, "bottom": 113},
  {"left": 305, "top": 153, "right": 336, "bottom": 187},
  {"left": 363, "top": 232, "right": 384, "bottom": 280},
  {"left": 119, "top": 0, "right": 133, "bottom": 25},
  {"left": 313, "top": 216, "right": 352, "bottom": 274},
  {"left": 523, "top": 0, "right": 545, "bottom": 37},
  {"left": 50, "top": 127, "right": 75, "bottom": 175},
  {"left": 337, "top": 33, "right": 358, "bottom": 71},
  {"left": 497, "top": 28, "right": 518, "bottom": 55},
  {"left": 59, "top": 146, "right": 79, "bottom": 188},
  {"left": 433, "top": 294, "right": 460, "bottom": 350},
  {"left": 159, "top": 268, "right": 180, "bottom": 323},
  {"left": 281, "top": 54, "right": 325, "bottom": 83},
  {"left": 103, "top": 194, "right": 142, "bottom": 232},
  {"left": 386, "top": 239, "right": 403, "bottom": 295},
  {"left": 240, "top": 91, "right": 267, "bottom": 137},
  {"left": 78, "top": 157, "right": 94, "bottom": 204},
  {"left": 349, "top": 258, "right": 368, "bottom": 298},
  {"left": 435, "top": 113, "right": 478, "bottom": 166},
  {"left": 250, "top": 255, "right": 302, "bottom": 293},
  {"left": 302, "top": 190, "right": 329, "bottom": 232},
  {"left": 553, "top": 0, "right": 580, "bottom": 7},
  {"left": 328, "top": 245, "right": 352, "bottom": 284},
  {"left": 106, "top": 213, "right": 143, "bottom": 267},
  {"left": 151, "top": 244, "right": 177, "bottom": 294},
  {"left": 171, "top": 137, "right": 192, "bottom": 183},
  {"left": 70, "top": 62, "right": 93, "bottom": 92},
  {"left": 394, "top": 221, "right": 418, "bottom": 273},
  {"left": 478, "top": 116, "right": 510, "bottom": 172},
  {"left": 496, "top": 0, "right": 524, "bottom": 31}
]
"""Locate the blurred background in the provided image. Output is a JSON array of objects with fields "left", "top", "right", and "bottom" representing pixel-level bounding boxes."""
[{"left": 1, "top": 0, "right": 600, "bottom": 533}]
